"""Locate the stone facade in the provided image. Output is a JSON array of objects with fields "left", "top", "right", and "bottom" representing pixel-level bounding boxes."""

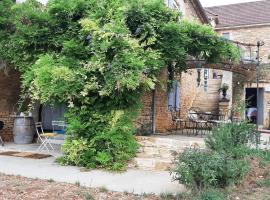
[
  {"left": 137, "top": 0, "right": 207, "bottom": 134},
  {"left": 0, "top": 70, "right": 21, "bottom": 141},
  {"left": 216, "top": 25, "right": 270, "bottom": 127}
]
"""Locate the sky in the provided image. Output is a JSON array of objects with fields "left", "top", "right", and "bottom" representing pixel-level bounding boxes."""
[
  {"left": 17, "top": 0, "right": 263, "bottom": 7},
  {"left": 200, "top": 0, "right": 262, "bottom": 7}
]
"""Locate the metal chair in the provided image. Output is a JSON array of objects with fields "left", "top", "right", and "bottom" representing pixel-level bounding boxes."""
[
  {"left": 52, "top": 120, "right": 67, "bottom": 134},
  {"left": 35, "top": 122, "right": 58, "bottom": 151},
  {"left": 171, "top": 111, "right": 185, "bottom": 134},
  {"left": 0, "top": 121, "right": 4, "bottom": 146}
]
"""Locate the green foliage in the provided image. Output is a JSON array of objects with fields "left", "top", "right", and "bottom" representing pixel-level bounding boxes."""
[
  {"left": 0, "top": 0, "right": 242, "bottom": 170},
  {"left": 245, "top": 149, "right": 270, "bottom": 164},
  {"left": 198, "top": 190, "right": 227, "bottom": 200},
  {"left": 173, "top": 122, "right": 259, "bottom": 190},
  {"left": 257, "top": 178, "right": 270, "bottom": 187},
  {"left": 59, "top": 108, "right": 139, "bottom": 170},
  {"left": 205, "top": 122, "right": 259, "bottom": 158},
  {"left": 219, "top": 83, "right": 229, "bottom": 92},
  {"left": 172, "top": 149, "right": 249, "bottom": 190}
]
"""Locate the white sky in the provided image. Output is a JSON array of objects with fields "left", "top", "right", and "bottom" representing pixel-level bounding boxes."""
[
  {"left": 200, "top": 0, "right": 262, "bottom": 7},
  {"left": 17, "top": 0, "right": 263, "bottom": 7}
]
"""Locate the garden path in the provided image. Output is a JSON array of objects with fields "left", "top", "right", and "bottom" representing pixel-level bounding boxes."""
[{"left": 0, "top": 151, "right": 184, "bottom": 195}]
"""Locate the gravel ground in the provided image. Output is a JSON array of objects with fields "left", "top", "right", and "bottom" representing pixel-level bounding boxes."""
[{"left": 0, "top": 173, "right": 161, "bottom": 200}]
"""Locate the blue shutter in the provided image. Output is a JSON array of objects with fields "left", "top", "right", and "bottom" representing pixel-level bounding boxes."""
[{"left": 168, "top": 81, "right": 181, "bottom": 111}]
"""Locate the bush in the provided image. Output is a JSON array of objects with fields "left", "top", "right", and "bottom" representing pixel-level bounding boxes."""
[
  {"left": 172, "top": 122, "right": 259, "bottom": 190},
  {"left": 59, "top": 109, "right": 139, "bottom": 171},
  {"left": 199, "top": 190, "right": 226, "bottom": 200},
  {"left": 205, "top": 122, "right": 259, "bottom": 158},
  {"left": 172, "top": 149, "right": 249, "bottom": 190}
]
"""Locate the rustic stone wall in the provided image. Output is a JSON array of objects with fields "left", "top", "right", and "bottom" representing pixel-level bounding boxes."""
[
  {"left": 137, "top": 68, "right": 198, "bottom": 134},
  {"left": 184, "top": 0, "right": 203, "bottom": 22},
  {"left": 0, "top": 70, "right": 21, "bottom": 141},
  {"left": 217, "top": 25, "right": 270, "bottom": 127},
  {"left": 218, "top": 26, "right": 270, "bottom": 63},
  {"left": 136, "top": 0, "right": 204, "bottom": 134}
]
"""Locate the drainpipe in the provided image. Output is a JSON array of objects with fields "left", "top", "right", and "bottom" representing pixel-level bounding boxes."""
[
  {"left": 151, "top": 88, "right": 156, "bottom": 135},
  {"left": 256, "top": 41, "right": 264, "bottom": 131}
]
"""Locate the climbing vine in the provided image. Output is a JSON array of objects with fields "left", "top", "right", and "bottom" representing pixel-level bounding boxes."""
[{"left": 0, "top": 0, "right": 240, "bottom": 170}]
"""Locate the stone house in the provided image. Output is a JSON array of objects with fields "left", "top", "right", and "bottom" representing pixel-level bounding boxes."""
[
  {"left": 206, "top": 0, "right": 270, "bottom": 128},
  {"left": 137, "top": 0, "right": 221, "bottom": 134}
]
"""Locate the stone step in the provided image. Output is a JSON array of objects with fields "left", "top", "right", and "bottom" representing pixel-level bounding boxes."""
[
  {"left": 133, "top": 157, "right": 174, "bottom": 171},
  {"left": 134, "top": 136, "right": 205, "bottom": 171}
]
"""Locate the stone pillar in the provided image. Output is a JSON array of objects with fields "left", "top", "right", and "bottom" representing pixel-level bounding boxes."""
[{"left": 219, "top": 100, "right": 230, "bottom": 121}]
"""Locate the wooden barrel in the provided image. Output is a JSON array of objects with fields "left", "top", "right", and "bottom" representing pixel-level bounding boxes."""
[{"left": 13, "top": 116, "right": 35, "bottom": 144}]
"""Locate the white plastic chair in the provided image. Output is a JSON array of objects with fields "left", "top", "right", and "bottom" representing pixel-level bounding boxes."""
[{"left": 35, "top": 122, "right": 58, "bottom": 151}]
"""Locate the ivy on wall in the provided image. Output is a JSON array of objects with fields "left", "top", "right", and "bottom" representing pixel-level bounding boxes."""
[{"left": 0, "top": 0, "right": 240, "bottom": 170}]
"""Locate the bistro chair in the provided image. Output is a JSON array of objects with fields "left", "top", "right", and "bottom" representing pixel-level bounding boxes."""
[
  {"left": 35, "top": 122, "right": 58, "bottom": 151},
  {"left": 52, "top": 120, "right": 67, "bottom": 134},
  {"left": 0, "top": 121, "right": 4, "bottom": 146},
  {"left": 171, "top": 110, "right": 185, "bottom": 134}
]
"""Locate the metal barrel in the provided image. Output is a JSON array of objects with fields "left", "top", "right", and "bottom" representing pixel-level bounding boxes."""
[{"left": 13, "top": 117, "right": 35, "bottom": 144}]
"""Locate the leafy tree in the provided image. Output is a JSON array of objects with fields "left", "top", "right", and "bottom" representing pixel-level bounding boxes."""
[{"left": 0, "top": 0, "right": 241, "bottom": 170}]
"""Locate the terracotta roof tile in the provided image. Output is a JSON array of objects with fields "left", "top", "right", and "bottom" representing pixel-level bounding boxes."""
[{"left": 205, "top": 0, "right": 270, "bottom": 28}]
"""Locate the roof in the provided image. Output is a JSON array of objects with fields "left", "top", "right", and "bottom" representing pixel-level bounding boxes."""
[
  {"left": 205, "top": 0, "right": 270, "bottom": 29},
  {"left": 191, "top": 0, "right": 210, "bottom": 24}
]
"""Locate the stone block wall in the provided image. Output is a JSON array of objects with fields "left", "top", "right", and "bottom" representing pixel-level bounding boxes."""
[
  {"left": 137, "top": 68, "right": 198, "bottom": 134},
  {"left": 136, "top": 0, "right": 205, "bottom": 134},
  {"left": 218, "top": 26, "right": 270, "bottom": 63},
  {"left": 0, "top": 70, "right": 21, "bottom": 141},
  {"left": 217, "top": 25, "right": 270, "bottom": 127}
]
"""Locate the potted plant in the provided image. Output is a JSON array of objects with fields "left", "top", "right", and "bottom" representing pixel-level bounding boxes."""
[{"left": 219, "top": 83, "right": 229, "bottom": 99}]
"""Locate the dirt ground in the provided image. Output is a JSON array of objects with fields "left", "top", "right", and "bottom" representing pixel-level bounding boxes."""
[
  {"left": 0, "top": 173, "right": 161, "bottom": 200},
  {"left": 0, "top": 157, "right": 269, "bottom": 200},
  {"left": 229, "top": 157, "right": 270, "bottom": 200}
]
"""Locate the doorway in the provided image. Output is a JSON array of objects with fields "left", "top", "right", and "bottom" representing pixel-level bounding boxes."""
[
  {"left": 245, "top": 88, "right": 264, "bottom": 125},
  {"left": 40, "top": 104, "right": 67, "bottom": 131}
]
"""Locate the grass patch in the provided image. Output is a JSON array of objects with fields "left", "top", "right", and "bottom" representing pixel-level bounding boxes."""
[
  {"left": 159, "top": 192, "right": 175, "bottom": 200},
  {"left": 99, "top": 186, "right": 108, "bottom": 193},
  {"left": 257, "top": 178, "right": 270, "bottom": 187},
  {"left": 198, "top": 189, "right": 227, "bottom": 200},
  {"left": 84, "top": 192, "right": 94, "bottom": 200},
  {"left": 47, "top": 178, "right": 55, "bottom": 183},
  {"left": 247, "top": 149, "right": 270, "bottom": 163}
]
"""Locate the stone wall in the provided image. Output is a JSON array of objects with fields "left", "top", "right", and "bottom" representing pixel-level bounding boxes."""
[
  {"left": 184, "top": 0, "right": 204, "bottom": 23},
  {"left": 218, "top": 26, "right": 270, "bottom": 63},
  {"left": 136, "top": 0, "right": 204, "bottom": 134},
  {"left": 0, "top": 70, "right": 21, "bottom": 141},
  {"left": 137, "top": 68, "right": 198, "bottom": 134},
  {"left": 217, "top": 25, "right": 270, "bottom": 127}
]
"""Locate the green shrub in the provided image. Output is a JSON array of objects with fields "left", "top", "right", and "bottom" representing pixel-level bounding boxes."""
[
  {"left": 172, "top": 149, "right": 249, "bottom": 189},
  {"left": 59, "top": 109, "right": 139, "bottom": 171},
  {"left": 199, "top": 190, "right": 226, "bottom": 200},
  {"left": 246, "top": 149, "right": 270, "bottom": 164},
  {"left": 205, "top": 122, "right": 259, "bottom": 158}
]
